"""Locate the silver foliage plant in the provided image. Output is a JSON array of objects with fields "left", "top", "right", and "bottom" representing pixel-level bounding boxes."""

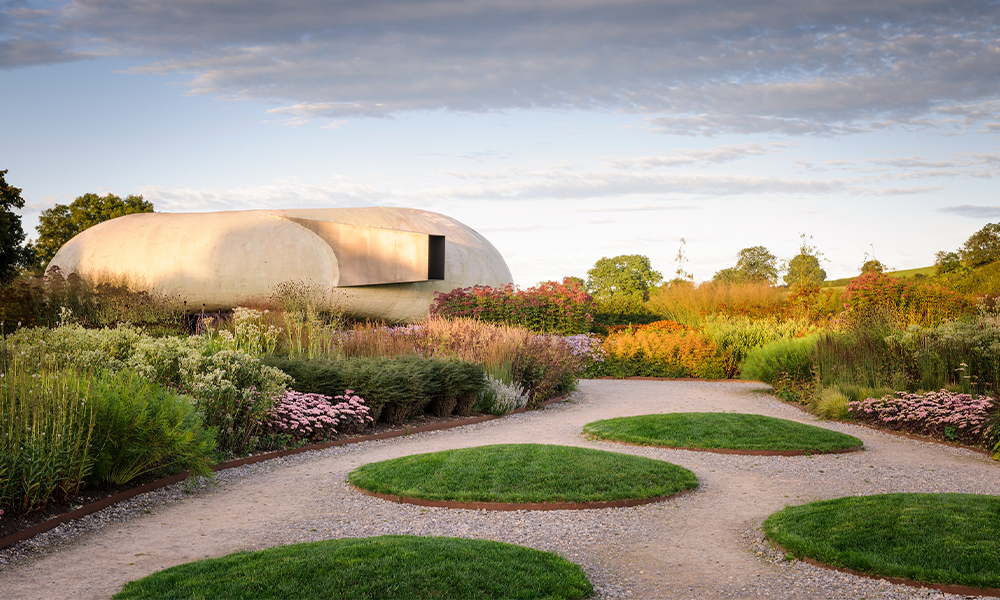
[{"left": 481, "top": 374, "right": 530, "bottom": 415}]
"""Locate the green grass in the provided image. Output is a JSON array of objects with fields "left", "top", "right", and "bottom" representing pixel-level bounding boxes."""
[
  {"left": 824, "top": 265, "right": 936, "bottom": 287},
  {"left": 583, "top": 413, "right": 863, "bottom": 452},
  {"left": 348, "top": 444, "right": 697, "bottom": 504},
  {"left": 113, "top": 535, "right": 593, "bottom": 600},
  {"left": 763, "top": 493, "right": 1000, "bottom": 589}
]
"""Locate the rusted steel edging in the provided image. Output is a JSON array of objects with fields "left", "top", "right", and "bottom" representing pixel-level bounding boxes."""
[
  {"left": 0, "top": 394, "right": 569, "bottom": 551},
  {"left": 354, "top": 485, "right": 695, "bottom": 511},
  {"left": 768, "top": 540, "right": 1000, "bottom": 598}
]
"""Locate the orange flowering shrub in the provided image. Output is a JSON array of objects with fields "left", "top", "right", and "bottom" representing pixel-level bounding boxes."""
[
  {"left": 588, "top": 328, "right": 724, "bottom": 379},
  {"left": 636, "top": 320, "right": 689, "bottom": 333}
]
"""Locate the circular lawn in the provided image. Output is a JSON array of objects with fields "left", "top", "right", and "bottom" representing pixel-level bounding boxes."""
[
  {"left": 113, "top": 535, "right": 594, "bottom": 600},
  {"left": 583, "top": 412, "right": 863, "bottom": 454},
  {"left": 763, "top": 493, "right": 1000, "bottom": 591},
  {"left": 348, "top": 443, "right": 697, "bottom": 506}
]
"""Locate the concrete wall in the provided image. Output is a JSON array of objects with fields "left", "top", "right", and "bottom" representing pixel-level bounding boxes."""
[{"left": 47, "top": 207, "right": 513, "bottom": 322}]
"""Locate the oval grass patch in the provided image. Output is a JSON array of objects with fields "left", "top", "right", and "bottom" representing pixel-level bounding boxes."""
[
  {"left": 348, "top": 443, "right": 697, "bottom": 505},
  {"left": 763, "top": 493, "right": 1000, "bottom": 592},
  {"left": 113, "top": 535, "right": 593, "bottom": 600},
  {"left": 583, "top": 412, "right": 863, "bottom": 454}
]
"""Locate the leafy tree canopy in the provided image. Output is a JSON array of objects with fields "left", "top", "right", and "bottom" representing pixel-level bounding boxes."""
[
  {"left": 860, "top": 259, "right": 886, "bottom": 275},
  {"left": 782, "top": 235, "right": 826, "bottom": 290},
  {"left": 712, "top": 246, "right": 778, "bottom": 284},
  {"left": 712, "top": 266, "right": 741, "bottom": 284},
  {"left": 934, "top": 250, "right": 962, "bottom": 276},
  {"left": 32, "top": 192, "right": 153, "bottom": 270},
  {"left": 784, "top": 254, "right": 826, "bottom": 289},
  {"left": 736, "top": 246, "right": 778, "bottom": 283},
  {"left": 959, "top": 222, "right": 1000, "bottom": 268},
  {"left": 586, "top": 254, "right": 663, "bottom": 308},
  {"left": 0, "top": 170, "right": 28, "bottom": 284}
]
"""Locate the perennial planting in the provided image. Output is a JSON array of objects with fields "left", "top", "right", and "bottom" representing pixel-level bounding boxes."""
[
  {"left": 848, "top": 390, "right": 996, "bottom": 445},
  {"left": 264, "top": 389, "right": 373, "bottom": 443}
]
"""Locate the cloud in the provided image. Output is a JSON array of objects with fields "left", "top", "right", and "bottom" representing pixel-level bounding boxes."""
[
  {"left": 607, "top": 143, "right": 792, "bottom": 169},
  {"left": 568, "top": 204, "right": 697, "bottom": 212},
  {"left": 865, "top": 152, "right": 1000, "bottom": 179},
  {"left": 939, "top": 205, "right": 1000, "bottom": 219},
  {"left": 136, "top": 180, "right": 382, "bottom": 212},
  {"left": 477, "top": 224, "right": 548, "bottom": 232},
  {"left": 3, "top": 0, "right": 1000, "bottom": 134}
]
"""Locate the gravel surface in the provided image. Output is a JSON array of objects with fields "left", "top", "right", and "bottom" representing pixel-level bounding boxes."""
[{"left": 1, "top": 379, "right": 997, "bottom": 599}]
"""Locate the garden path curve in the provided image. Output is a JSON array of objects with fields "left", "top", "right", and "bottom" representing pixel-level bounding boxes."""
[{"left": 1, "top": 380, "right": 998, "bottom": 600}]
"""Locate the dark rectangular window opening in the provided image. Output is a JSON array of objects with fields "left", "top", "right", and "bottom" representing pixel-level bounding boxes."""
[{"left": 428, "top": 235, "right": 446, "bottom": 280}]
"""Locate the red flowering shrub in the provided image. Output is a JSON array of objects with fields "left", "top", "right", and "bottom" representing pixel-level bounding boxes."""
[
  {"left": 430, "top": 277, "right": 594, "bottom": 334},
  {"left": 841, "top": 272, "right": 976, "bottom": 328}
]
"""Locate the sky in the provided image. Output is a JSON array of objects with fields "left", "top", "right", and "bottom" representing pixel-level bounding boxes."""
[{"left": 2, "top": 0, "right": 1000, "bottom": 287}]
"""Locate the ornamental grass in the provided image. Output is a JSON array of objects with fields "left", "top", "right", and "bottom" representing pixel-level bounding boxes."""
[{"left": 590, "top": 327, "right": 724, "bottom": 379}]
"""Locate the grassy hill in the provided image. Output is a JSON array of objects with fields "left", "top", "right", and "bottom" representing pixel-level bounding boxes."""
[{"left": 824, "top": 266, "right": 935, "bottom": 288}]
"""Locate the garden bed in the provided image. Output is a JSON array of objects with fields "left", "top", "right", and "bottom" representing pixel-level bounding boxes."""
[{"left": 0, "top": 396, "right": 569, "bottom": 550}]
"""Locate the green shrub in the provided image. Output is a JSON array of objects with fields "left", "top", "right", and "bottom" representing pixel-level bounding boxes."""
[
  {"left": 87, "top": 371, "right": 215, "bottom": 485},
  {"left": 3, "top": 325, "right": 290, "bottom": 457},
  {"left": 0, "top": 357, "right": 94, "bottom": 514},
  {"left": 699, "top": 315, "right": 818, "bottom": 378},
  {"left": 740, "top": 335, "right": 819, "bottom": 386},
  {"left": 265, "top": 355, "right": 486, "bottom": 426},
  {"left": 181, "top": 350, "right": 289, "bottom": 455}
]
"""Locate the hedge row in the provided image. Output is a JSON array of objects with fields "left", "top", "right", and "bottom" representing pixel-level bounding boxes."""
[{"left": 265, "top": 355, "right": 486, "bottom": 426}]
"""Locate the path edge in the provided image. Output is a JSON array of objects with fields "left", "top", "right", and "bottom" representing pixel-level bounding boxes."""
[
  {"left": 0, "top": 394, "right": 569, "bottom": 551},
  {"left": 352, "top": 485, "right": 695, "bottom": 511},
  {"left": 768, "top": 540, "right": 1000, "bottom": 598}
]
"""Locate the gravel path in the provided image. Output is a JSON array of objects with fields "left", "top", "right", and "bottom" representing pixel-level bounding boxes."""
[{"left": 1, "top": 379, "right": 998, "bottom": 600}]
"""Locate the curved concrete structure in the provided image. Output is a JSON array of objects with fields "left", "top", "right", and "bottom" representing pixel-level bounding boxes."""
[{"left": 47, "top": 207, "right": 513, "bottom": 322}]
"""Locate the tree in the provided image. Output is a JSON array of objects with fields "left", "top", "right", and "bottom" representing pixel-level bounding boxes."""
[
  {"left": 860, "top": 259, "right": 886, "bottom": 275},
  {"left": 0, "top": 170, "right": 28, "bottom": 284},
  {"left": 712, "top": 267, "right": 741, "bottom": 283},
  {"left": 959, "top": 223, "right": 1000, "bottom": 268},
  {"left": 586, "top": 254, "right": 663, "bottom": 310},
  {"left": 934, "top": 250, "right": 962, "bottom": 276},
  {"left": 734, "top": 246, "right": 778, "bottom": 284},
  {"left": 782, "top": 235, "right": 826, "bottom": 290},
  {"left": 32, "top": 192, "right": 154, "bottom": 270},
  {"left": 712, "top": 246, "right": 778, "bottom": 284},
  {"left": 784, "top": 254, "right": 826, "bottom": 288},
  {"left": 670, "top": 238, "right": 694, "bottom": 286}
]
